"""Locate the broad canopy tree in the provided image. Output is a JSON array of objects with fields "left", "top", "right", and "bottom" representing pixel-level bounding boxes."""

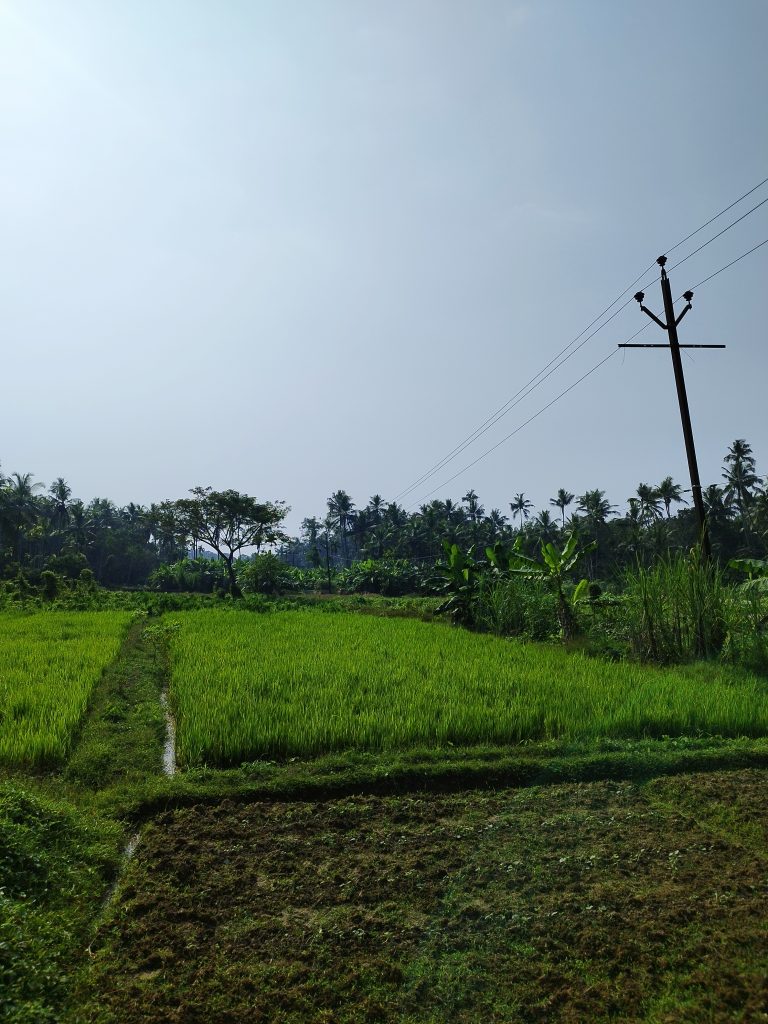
[{"left": 170, "top": 487, "right": 289, "bottom": 595}]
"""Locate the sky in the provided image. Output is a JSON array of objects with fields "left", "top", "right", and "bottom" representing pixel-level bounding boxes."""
[{"left": 1, "top": 0, "right": 766, "bottom": 535}]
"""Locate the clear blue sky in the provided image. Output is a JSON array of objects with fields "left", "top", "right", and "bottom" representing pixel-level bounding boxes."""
[{"left": 1, "top": 0, "right": 766, "bottom": 533}]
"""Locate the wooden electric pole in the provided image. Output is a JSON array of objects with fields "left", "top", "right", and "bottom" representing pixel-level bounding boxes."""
[{"left": 620, "top": 255, "right": 725, "bottom": 562}]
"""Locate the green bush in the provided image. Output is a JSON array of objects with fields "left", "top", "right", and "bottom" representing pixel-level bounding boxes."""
[
  {"left": 237, "top": 553, "right": 298, "bottom": 595},
  {"left": 147, "top": 557, "right": 228, "bottom": 594},
  {"left": 336, "top": 558, "right": 428, "bottom": 597}
]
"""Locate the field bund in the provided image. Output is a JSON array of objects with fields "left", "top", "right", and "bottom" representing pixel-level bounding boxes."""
[{"left": 169, "top": 610, "right": 768, "bottom": 767}]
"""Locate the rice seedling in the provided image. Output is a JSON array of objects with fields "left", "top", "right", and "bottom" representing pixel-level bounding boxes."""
[
  {"left": 0, "top": 612, "right": 132, "bottom": 766},
  {"left": 169, "top": 610, "right": 768, "bottom": 766}
]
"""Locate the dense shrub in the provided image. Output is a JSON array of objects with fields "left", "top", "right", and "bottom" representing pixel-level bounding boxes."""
[
  {"left": 147, "top": 557, "right": 228, "bottom": 594},
  {"left": 336, "top": 558, "right": 430, "bottom": 597},
  {"left": 237, "top": 553, "right": 298, "bottom": 595}
]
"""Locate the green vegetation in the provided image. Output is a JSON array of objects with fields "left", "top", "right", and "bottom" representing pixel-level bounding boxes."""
[
  {"left": 0, "top": 783, "right": 121, "bottom": 1024},
  {"left": 0, "top": 605, "right": 766, "bottom": 1021},
  {"left": 64, "top": 620, "right": 167, "bottom": 788},
  {"left": 169, "top": 610, "right": 768, "bottom": 767},
  {"left": 2, "top": 439, "right": 765, "bottom": 600},
  {"left": 0, "top": 612, "right": 133, "bottom": 766}
]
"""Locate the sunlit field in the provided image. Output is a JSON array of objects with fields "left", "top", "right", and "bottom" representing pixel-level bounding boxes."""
[
  {"left": 169, "top": 610, "right": 768, "bottom": 766},
  {"left": 0, "top": 612, "right": 132, "bottom": 766}
]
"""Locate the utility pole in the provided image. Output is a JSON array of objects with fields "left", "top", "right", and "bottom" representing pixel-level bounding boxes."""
[{"left": 621, "top": 255, "right": 725, "bottom": 562}]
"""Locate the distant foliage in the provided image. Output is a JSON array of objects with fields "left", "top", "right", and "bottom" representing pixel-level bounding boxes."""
[
  {"left": 336, "top": 558, "right": 429, "bottom": 597},
  {"left": 148, "top": 557, "right": 228, "bottom": 594}
]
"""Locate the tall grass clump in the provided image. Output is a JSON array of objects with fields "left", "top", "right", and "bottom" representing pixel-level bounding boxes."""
[
  {"left": 473, "top": 575, "right": 558, "bottom": 640},
  {"left": 168, "top": 609, "right": 768, "bottom": 767},
  {"left": 622, "top": 552, "right": 727, "bottom": 663},
  {"left": 0, "top": 612, "right": 132, "bottom": 766},
  {"left": 721, "top": 578, "right": 768, "bottom": 673}
]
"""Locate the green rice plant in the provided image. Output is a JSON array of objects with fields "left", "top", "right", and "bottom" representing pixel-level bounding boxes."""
[
  {"left": 0, "top": 612, "right": 132, "bottom": 766},
  {"left": 169, "top": 610, "right": 768, "bottom": 767}
]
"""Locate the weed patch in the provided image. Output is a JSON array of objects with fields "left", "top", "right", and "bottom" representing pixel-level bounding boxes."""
[{"left": 74, "top": 769, "right": 768, "bottom": 1023}]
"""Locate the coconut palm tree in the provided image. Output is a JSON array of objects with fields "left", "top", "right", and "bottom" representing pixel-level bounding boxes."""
[
  {"left": 576, "top": 490, "right": 615, "bottom": 576},
  {"left": 6, "top": 472, "right": 44, "bottom": 560},
  {"left": 577, "top": 489, "right": 615, "bottom": 527},
  {"left": 416, "top": 502, "right": 442, "bottom": 559},
  {"left": 327, "top": 490, "right": 355, "bottom": 566},
  {"left": 702, "top": 484, "right": 734, "bottom": 525},
  {"left": 549, "top": 488, "right": 574, "bottom": 528},
  {"left": 635, "top": 483, "right": 663, "bottom": 527},
  {"left": 48, "top": 477, "right": 72, "bottom": 532},
  {"left": 656, "top": 476, "right": 687, "bottom": 519},
  {"left": 365, "top": 495, "right": 385, "bottom": 526},
  {"left": 723, "top": 439, "right": 760, "bottom": 536},
  {"left": 462, "top": 489, "right": 485, "bottom": 548},
  {"left": 532, "top": 509, "right": 558, "bottom": 544},
  {"left": 485, "top": 508, "right": 508, "bottom": 543},
  {"left": 350, "top": 507, "right": 371, "bottom": 560},
  {"left": 301, "top": 516, "right": 323, "bottom": 568},
  {"left": 509, "top": 493, "right": 533, "bottom": 531}
]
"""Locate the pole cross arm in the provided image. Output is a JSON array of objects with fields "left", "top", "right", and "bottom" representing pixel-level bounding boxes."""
[
  {"left": 675, "top": 302, "right": 693, "bottom": 327},
  {"left": 639, "top": 304, "right": 667, "bottom": 330},
  {"left": 618, "top": 343, "right": 725, "bottom": 349}
]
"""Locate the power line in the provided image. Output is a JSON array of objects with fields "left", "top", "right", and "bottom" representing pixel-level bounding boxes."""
[
  {"left": 396, "top": 294, "right": 643, "bottom": 503},
  {"left": 394, "top": 174, "right": 768, "bottom": 503},
  {"left": 691, "top": 236, "right": 768, "bottom": 290},
  {"left": 406, "top": 294, "right": 708, "bottom": 510},
  {"left": 402, "top": 234, "right": 768, "bottom": 513},
  {"left": 407, "top": 347, "right": 621, "bottom": 510},
  {"left": 669, "top": 195, "right": 768, "bottom": 273},
  {"left": 392, "top": 293, "right": 636, "bottom": 502},
  {"left": 665, "top": 174, "right": 768, "bottom": 257}
]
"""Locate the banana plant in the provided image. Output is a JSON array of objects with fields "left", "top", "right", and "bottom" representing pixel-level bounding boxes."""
[
  {"left": 488, "top": 533, "right": 596, "bottom": 639},
  {"left": 433, "top": 540, "right": 480, "bottom": 626},
  {"left": 729, "top": 557, "right": 768, "bottom": 593},
  {"left": 485, "top": 534, "right": 524, "bottom": 571}
]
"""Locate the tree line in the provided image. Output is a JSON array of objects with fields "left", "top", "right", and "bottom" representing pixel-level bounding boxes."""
[
  {"left": 290, "top": 439, "right": 766, "bottom": 577},
  {"left": 0, "top": 439, "right": 764, "bottom": 590}
]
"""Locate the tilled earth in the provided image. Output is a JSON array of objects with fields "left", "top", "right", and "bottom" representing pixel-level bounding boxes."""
[{"left": 76, "top": 770, "right": 768, "bottom": 1023}]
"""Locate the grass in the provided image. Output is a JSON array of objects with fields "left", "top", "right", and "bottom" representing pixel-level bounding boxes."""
[
  {"left": 97, "top": 735, "right": 768, "bottom": 822},
  {"left": 0, "top": 612, "right": 134, "bottom": 766},
  {"left": 169, "top": 610, "right": 768, "bottom": 766},
  {"left": 64, "top": 619, "right": 168, "bottom": 788},
  {"left": 0, "top": 782, "right": 122, "bottom": 1024}
]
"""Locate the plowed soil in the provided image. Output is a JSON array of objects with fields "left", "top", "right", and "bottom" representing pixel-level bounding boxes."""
[{"left": 77, "top": 770, "right": 768, "bottom": 1023}]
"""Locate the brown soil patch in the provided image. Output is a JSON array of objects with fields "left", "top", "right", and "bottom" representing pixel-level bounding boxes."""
[{"left": 76, "top": 770, "right": 768, "bottom": 1023}]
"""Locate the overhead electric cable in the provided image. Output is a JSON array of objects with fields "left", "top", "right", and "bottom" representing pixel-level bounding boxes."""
[
  {"left": 669, "top": 195, "right": 768, "bottom": 273},
  {"left": 407, "top": 346, "right": 624, "bottom": 510},
  {"left": 396, "top": 293, "right": 646, "bottom": 503},
  {"left": 691, "top": 236, "right": 768, "bottom": 290},
  {"left": 664, "top": 174, "right": 768, "bottom": 257},
  {"left": 406, "top": 234, "right": 768, "bottom": 510},
  {"left": 394, "top": 175, "right": 768, "bottom": 503},
  {"left": 407, "top": 234, "right": 760, "bottom": 512}
]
